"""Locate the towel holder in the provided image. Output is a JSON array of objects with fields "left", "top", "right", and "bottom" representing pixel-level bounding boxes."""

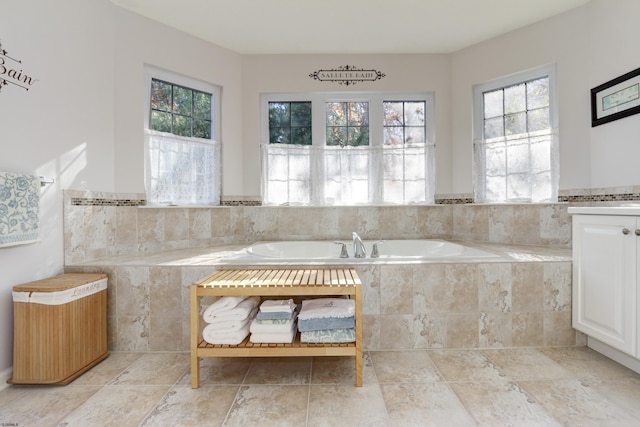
[{"left": 39, "top": 177, "right": 54, "bottom": 187}]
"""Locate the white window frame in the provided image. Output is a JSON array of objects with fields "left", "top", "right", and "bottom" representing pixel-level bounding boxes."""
[
  {"left": 260, "top": 92, "right": 435, "bottom": 206},
  {"left": 472, "top": 64, "right": 559, "bottom": 203},
  {"left": 143, "top": 65, "right": 222, "bottom": 206}
]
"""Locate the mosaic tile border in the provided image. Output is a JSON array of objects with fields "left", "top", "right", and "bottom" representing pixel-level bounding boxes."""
[
  {"left": 70, "top": 197, "right": 146, "bottom": 206},
  {"left": 68, "top": 192, "right": 640, "bottom": 207}
]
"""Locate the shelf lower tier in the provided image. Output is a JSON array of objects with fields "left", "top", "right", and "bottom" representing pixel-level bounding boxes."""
[{"left": 196, "top": 335, "right": 357, "bottom": 357}]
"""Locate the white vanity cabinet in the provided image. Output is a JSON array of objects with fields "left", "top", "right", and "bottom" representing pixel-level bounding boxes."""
[{"left": 569, "top": 207, "right": 640, "bottom": 359}]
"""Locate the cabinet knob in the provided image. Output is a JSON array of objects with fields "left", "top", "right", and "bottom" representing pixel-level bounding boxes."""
[
  {"left": 622, "top": 228, "right": 630, "bottom": 235},
  {"left": 636, "top": 229, "right": 640, "bottom": 236}
]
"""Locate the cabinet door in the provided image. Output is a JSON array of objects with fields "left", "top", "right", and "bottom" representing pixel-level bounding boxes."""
[{"left": 572, "top": 215, "right": 637, "bottom": 356}]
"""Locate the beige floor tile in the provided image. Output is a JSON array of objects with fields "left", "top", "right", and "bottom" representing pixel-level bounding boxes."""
[
  {"left": 450, "top": 380, "right": 561, "bottom": 426},
  {"left": 109, "top": 352, "right": 189, "bottom": 385},
  {"left": 428, "top": 349, "right": 506, "bottom": 382},
  {"left": 586, "top": 376, "right": 640, "bottom": 419},
  {"left": 371, "top": 350, "right": 442, "bottom": 383},
  {"left": 539, "top": 346, "right": 640, "bottom": 381},
  {"left": 71, "top": 352, "right": 143, "bottom": 386},
  {"left": 0, "top": 385, "right": 101, "bottom": 427},
  {"left": 58, "top": 385, "right": 170, "bottom": 427},
  {"left": 243, "top": 357, "right": 311, "bottom": 385},
  {"left": 177, "top": 356, "right": 253, "bottom": 386},
  {"left": 223, "top": 385, "right": 308, "bottom": 427},
  {"left": 520, "top": 378, "right": 640, "bottom": 426},
  {"left": 381, "top": 382, "right": 476, "bottom": 426},
  {"left": 308, "top": 383, "right": 389, "bottom": 427},
  {"left": 140, "top": 385, "right": 239, "bottom": 426},
  {"left": 483, "top": 347, "right": 574, "bottom": 381},
  {"left": 311, "top": 353, "right": 375, "bottom": 385}
]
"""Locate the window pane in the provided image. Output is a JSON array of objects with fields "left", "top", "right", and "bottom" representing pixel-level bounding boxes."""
[
  {"left": 151, "top": 79, "right": 171, "bottom": 112},
  {"left": 405, "top": 127, "right": 425, "bottom": 144},
  {"left": 504, "top": 83, "right": 526, "bottom": 114},
  {"left": 193, "top": 119, "right": 211, "bottom": 139},
  {"left": 404, "top": 102, "right": 425, "bottom": 126},
  {"left": 527, "top": 107, "right": 550, "bottom": 132},
  {"left": 348, "top": 126, "right": 369, "bottom": 146},
  {"left": 269, "top": 102, "right": 290, "bottom": 128},
  {"left": 173, "top": 115, "right": 192, "bottom": 137},
  {"left": 348, "top": 102, "right": 369, "bottom": 126},
  {"left": 193, "top": 91, "right": 211, "bottom": 119},
  {"left": 527, "top": 77, "right": 549, "bottom": 110},
  {"left": 291, "top": 127, "right": 312, "bottom": 145},
  {"left": 326, "top": 102, "right": 347, "bottom": 126},
  {"left": 291, "top": 102, "right": 311, "bottom": 127},
  {"left": 484, "top": 90, "right": 503, "bottom": 118},
  {"left": 505, "top": 112, "right": 526, "bottom": 135},
  {"left": 484, "top": 117, "right": 504, "bottom": 139},
  {"left": 383, "top": 102, "right": 403, "bottom": 126},
  {"left": 384, "top": 127, "right": 403, "bottom": 145},
  {"left": 270, "top": 127, "right": 290, "bottom": 144},
  {"left": 173, "top": 86, "right": 193, "bottom": 116},
  {"left": 151, "top": 111, "right": 171, "bottom": 133},
  {"left": 326, "top": 126, "right": 347, "bottom": 146}
]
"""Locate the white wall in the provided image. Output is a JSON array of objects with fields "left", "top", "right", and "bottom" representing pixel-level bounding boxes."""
[
  {"left": 0, "top": 0, "right": 116, "bottom": 374},
  {"left": 586, "top": 0, "right": 640, "bottom": 189}
]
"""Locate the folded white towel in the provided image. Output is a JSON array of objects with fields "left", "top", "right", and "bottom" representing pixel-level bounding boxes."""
[
  {"left": 298, "top": 298, "right": 355, "bottom": 320},
  {"left": 249, "top": 323, "right": 296, "bottom": 344},
  {"left": 203, "top": 296, "right": 261, "bottom": 323},
  {"left": 250, "top": 317, "right": 296, "bottom": 334},
  {"left": 259, "top": 299, "right": 297, "bottom": 313},
  {"left": 202, "top": 322, "right": 250, "bottom": 345}
]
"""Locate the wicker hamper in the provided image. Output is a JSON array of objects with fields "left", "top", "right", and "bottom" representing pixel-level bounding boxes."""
[{"left": 8, "top": 273, "right": 110, "bottom": 385}]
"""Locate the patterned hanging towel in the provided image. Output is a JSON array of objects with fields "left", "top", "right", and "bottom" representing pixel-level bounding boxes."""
[{"left": 0, "top": 172, "right": 40, "bottom": 247}]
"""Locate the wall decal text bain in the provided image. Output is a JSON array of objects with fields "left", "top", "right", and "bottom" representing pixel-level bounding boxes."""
[{"left": 0, "top": 40, "right": 38, "bottom": 94}]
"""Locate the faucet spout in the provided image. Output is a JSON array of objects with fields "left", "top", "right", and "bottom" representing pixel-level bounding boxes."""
[{"left": 352, "top": 232, "right": 366, "bottom": 258}]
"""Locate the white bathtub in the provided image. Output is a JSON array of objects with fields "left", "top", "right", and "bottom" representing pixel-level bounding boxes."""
[{"left": 238, "top": 239, "right": 500, "bottom": 262}]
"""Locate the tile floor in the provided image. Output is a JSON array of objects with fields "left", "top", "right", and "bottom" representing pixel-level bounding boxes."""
[{"left": 1, "top": 346, "right": 640, "bottom": 426}]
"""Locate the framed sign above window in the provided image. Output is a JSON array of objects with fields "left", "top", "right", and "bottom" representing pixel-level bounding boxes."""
[{"left": 591, "top": 67, "right": 640, "bottom": 127}]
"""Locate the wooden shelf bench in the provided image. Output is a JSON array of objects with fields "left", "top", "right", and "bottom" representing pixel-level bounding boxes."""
[{"left": 190, "top": 268, "right": 362, "bottom": 388}]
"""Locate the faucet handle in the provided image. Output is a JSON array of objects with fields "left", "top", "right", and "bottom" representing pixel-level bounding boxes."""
[
  {"left": 371, "top": 240, "right": 384, "bottom": 258},
  {"left": 333, "top": 241, "right": 349, "bottom": 258}
]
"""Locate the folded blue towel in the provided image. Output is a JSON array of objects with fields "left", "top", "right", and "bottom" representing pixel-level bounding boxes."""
[
  {"left": 300, "top": 328, "right": 356, "bottom": 343},
  {"left": 298, "top": 316, "right": 355, "bottom": 332},
  {"left": 256, "top": 310, "right": 296, "bottom": 321}
]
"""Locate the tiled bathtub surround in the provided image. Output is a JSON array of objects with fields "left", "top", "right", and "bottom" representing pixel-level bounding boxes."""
[
  {"left": 63, "top": 190, "right": 571, "bottom": 264},
  {"left": 64, "top": 244, "right": 578, "bottom": 353}
]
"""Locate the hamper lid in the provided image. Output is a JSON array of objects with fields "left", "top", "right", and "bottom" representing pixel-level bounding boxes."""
[{"left": 13, "top": 273, "right": 108, "bottom": 292}]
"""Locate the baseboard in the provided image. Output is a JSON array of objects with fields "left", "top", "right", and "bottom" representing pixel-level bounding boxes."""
[
  {"left": 0, "top": 366, "right": 12, "bottom": 391},
  {"left": 587, "top": 336, "right": 640, "bottom": 374}
]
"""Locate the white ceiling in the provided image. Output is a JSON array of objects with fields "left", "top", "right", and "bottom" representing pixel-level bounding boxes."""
[{"left": 110, "top": 0, "right": 591, "bottom": 55}]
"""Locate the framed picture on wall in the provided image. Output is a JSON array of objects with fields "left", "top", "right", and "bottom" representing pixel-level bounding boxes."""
[{"left": 591, "top": 67, "right": 640, "bottom": 127}]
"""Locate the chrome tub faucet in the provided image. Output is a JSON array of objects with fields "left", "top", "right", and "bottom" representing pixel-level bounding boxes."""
[{"left": 352, "top": 232, "right": 366, "bottom": 258}]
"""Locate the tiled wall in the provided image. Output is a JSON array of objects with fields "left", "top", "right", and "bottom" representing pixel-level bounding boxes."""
[
  {"left": 63, "top": 190, "right": 578, "bottom": 265},
  {"left": 65, "top": 260, "right": 578, "bottom": 352}
]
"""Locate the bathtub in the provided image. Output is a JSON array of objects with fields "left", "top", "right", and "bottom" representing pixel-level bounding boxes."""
[{"left": 230, "top": 239, "right": 500, "bottom": 263}]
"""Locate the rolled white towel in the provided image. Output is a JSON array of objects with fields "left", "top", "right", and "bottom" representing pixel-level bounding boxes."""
[
  {"left": 203, "top": 322, "right": 250, "bottom": 345},
  {"left": 203, "top": 296, "right": 261, "bottom": 323},
  {"left": 203, "top": 295, "right": 248, "bottom": 317},
  {"left": 208, "top": 307, "right": 258, "bottom": 331}
]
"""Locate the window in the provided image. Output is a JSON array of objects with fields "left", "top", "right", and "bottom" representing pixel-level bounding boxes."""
[
  {"left": 268, "top": 102, "right": 311, "bottom": 145},
  {"left": 473, "top": 65, "right": 558, "bottom": 203},
  {"left": 261, "top": 93, "right": 435, "bottom": 206},
  {"left": 144, "top": 67, "right": 221, "bottom": 206},
  {"left": 150, "top": 79, "right": 212, "bottom": 139}
]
